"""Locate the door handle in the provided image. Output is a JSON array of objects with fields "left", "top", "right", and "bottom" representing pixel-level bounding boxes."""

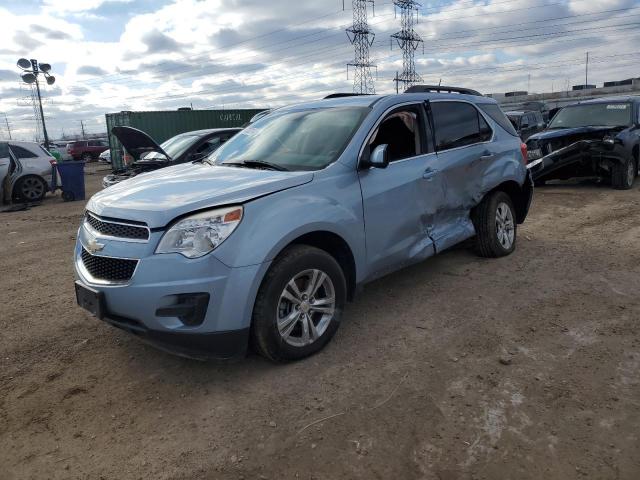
[
  {"left": 423, "top": 168, "right": 438, "bottom": 180},
  {"left": 479, "top": 153, "right": 495, "bottom": 161}
]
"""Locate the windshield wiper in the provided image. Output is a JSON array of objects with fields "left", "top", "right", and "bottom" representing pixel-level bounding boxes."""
[{"left": 224, "top": 160, "right": 289, "bottom": 171}]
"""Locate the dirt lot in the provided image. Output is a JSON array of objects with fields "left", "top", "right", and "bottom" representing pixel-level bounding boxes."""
[{"left": 1, "top": 163, "right": 639, "bottom": 480}]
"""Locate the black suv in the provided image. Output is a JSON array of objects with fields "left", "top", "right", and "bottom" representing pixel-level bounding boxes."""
[{"left": 526, "top": 97, "right": 640, "bottom": 189}]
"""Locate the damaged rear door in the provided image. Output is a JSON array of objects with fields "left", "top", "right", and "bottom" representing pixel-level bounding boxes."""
[{"left": 426, "top": 100, "right": 495, "bottom": 252}]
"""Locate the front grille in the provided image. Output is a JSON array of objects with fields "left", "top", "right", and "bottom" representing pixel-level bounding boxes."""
[
  {"left": 85, "top": 212, "right": 149, "bottom": 241},
  {"left": 81, "top": 248, "right": 138, "bottom": 282}
]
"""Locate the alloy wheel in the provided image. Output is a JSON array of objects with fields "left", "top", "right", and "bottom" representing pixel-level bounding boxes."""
[
  {"left": 276, "top": 269, "right": 336, "bottom": 347},
  {"left": 21, "top": 177, "right": 45, "bottom": 201},
  {"left": 627, "top": 161, "right": 636, "bottom": 187},
  {"left": 495, "top": 202, "right": 515, "bottom": 250}
]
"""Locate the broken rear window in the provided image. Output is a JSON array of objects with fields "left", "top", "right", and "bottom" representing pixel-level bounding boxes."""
[{"left": 548, "top": 103, "right": 632, "bottom": 129}]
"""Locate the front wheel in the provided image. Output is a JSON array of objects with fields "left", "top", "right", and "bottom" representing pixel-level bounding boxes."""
[
  {"left": 472, "top": 191, "right": 517, "bottom": 258},
  {"left": 81, "top": 153, "right": 93, "bottom": 162},
  {"left": 251, "top": 245, "right": 346, "bottom": 362},
  {"left": 611, "top": 158, "right": 636, "bottom": 190}
]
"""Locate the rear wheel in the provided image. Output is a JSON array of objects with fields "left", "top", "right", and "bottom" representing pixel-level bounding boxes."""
[
  {"left": 81, "top": 153, "right": 92, "bottom": 162},
  {"left": 472, "top": 191, "right": 517, "bottom": 258},
  {"left": 251, "top": 245, "right": 346, "bottom": 362},
  {"left": 612, "top": 157, "right": 636, "bottom": 190},
  {"left": 14, "top": 176, "right": 47, "bottom": 202}
]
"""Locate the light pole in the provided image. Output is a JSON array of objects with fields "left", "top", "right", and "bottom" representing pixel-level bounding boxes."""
[{"left": 17, "top": 58, "right": 55, "bottom": 149}]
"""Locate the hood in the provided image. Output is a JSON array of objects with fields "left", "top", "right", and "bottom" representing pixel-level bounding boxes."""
[
  {"left": 87, "top": 163, "right": 314, "bottom": 228},
  {"left": 112, "top": 126, "right": 171, "bottom": 161},
  {"left": 528, "top": 125, "right": 624, "bottom": 143}
]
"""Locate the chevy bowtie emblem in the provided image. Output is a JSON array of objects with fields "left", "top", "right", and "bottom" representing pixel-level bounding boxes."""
[{"left": 86, "top": 237, "right": 105, "bottom": 254}]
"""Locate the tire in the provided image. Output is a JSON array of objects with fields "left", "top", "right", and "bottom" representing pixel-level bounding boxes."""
[
  {"left": 251, "top": 245, "right": 347, "bottom": 362},
  {"left": 611, "top": 157, "right": 636, "bottom": 190},
  {"left": 14, "top": 176, "right": 47, "bottom": 203},
  {"left": 81, "top": 153, "right": 93, "bottom": 162},
  {"left": 62, "top": 191, "right": 75, "bottom": 202},
  {"left": 472, "top": 191, "right": 517, "bottom": 258}
]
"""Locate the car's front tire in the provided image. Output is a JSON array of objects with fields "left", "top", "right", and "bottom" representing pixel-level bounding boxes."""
[
  {"left": 81, "top": 153, "right": 93, "bottom": 162},
  {"left": 612, "top": 157, "right": 636, "bottom": 190},
  {"left": 251, "top": 245, "right": 346, "bottom": 362},
  {"left": 472, "top": 191, "right": 517, "bottom": 258}
]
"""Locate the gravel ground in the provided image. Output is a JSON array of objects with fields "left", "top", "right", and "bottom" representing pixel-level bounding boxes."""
[{"left": 1, "top": 163, "right": 639, "bottom": 480}]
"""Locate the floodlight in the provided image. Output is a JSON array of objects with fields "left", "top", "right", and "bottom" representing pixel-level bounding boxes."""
[
  {"left": 17, "top": 58, "right": 31, "bottom": 70},
  {"left": 21, "top": 72, "right": 36, "bottom": 84},
  {"left": 46, "top": 75, "right": 56, "bottom": 85},
  {"left": 39, "top": 63, "right": 51, "bottom": 73}
]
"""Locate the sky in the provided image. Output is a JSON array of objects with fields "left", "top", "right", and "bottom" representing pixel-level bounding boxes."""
[{"left": 0, "top": 0, "right": 639, "bottom": 141}]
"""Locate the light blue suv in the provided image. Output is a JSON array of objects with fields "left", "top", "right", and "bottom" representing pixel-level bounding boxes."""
[{"left": 74, "top": 86, "right": 533, "bottom": 362}]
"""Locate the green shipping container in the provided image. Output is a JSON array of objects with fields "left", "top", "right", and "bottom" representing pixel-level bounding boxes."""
[{"left": 105, "top": 109, "right": 265, "bottom": 170}]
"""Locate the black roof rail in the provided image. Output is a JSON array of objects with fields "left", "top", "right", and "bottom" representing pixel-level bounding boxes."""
[
  {"left": 324, "top": 93, "right": 372, "bottom": 99},
  {"left": 404, "top": 85, "right": 482, "bottom": 96}
]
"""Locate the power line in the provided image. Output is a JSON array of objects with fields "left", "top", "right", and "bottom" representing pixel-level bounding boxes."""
[
  {"left": 78, "top": 0, "right": 598, "bottom": 89},
  {"left": 76, "top": 0, "right": 637, "bottom": 98},
  {"left": 91, "top": 18, "right": 640, "bottom": 107}
]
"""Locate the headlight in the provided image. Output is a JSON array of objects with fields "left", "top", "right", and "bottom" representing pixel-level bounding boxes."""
[
  {"left": 527, "top": 147, "right": 543, "bottom": 161},
  {"left": 156, "top": 206, "right": 243, "bottom": 258}
]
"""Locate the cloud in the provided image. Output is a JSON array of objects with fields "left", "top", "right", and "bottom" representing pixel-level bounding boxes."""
[
  {"left": 77, "top": 65, "right": 108, "bottom": 76},
  {"left": 42, "top": 0, "right": 133, "bottom": 14},
  {"left": 29, "top": 25, "right": 73, "bottom": 41},
  {"left": 140, "top": 29, "right": 185, "bottom": 54},
  {"left": 13, "top": 31, "right": 44, "bottom": 50},
  {"left": 0, "top": 69, "right": 17, "bottom": 82}
]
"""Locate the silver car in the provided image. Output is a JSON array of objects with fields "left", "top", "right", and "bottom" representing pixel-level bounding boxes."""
[{"left": 0, "top": 141, "right": 55, "bottom": 203}]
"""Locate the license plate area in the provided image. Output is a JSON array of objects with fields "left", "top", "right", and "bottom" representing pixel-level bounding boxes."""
[{"left": 75, "top": 281, "right": 104, "bottom": 319}]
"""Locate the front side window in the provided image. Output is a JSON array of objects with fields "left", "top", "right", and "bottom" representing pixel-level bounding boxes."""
[
  {"left": 548, "top": 103, "right": 633, "bottom": 129},
  {"left": 209, "top": 107, "right": 370, "bottom": 171},
  {"left": 432, "top": 102, "right": 492, "bottom": 151},
  {"left": 368, "top": 107, "right": 423, "bottom": 162}
]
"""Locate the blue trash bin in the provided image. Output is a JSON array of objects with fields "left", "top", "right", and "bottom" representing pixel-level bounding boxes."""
[{"left": 55, "top": 161, "right": 86, "bottom": 202}]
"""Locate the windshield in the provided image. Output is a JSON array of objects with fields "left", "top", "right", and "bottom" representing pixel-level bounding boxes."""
[
  {"left": 208, "top": 106, "right": 370, "bottom": 171},
  {"left": 142, "top": 134, "right": 199, "bottom": 161},
  {"left": 548, "top": 103, "right": 633, "bottom": 129}
]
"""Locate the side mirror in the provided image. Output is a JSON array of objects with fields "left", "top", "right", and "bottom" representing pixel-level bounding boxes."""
[{"left": 369, "top": 144, "right": 389, "bottom": 169}]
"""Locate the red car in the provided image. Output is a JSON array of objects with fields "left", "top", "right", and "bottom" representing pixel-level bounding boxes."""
[{"left": 66, "top": 140, "right": 109, "bottom": 161}]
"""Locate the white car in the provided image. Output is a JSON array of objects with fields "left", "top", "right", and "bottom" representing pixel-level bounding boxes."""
[
  {"left": 98, "top": 149, "right": 111, "bottom": 163},
  {"left": 0, "top": 141, "right": 56, "bottom": 203}
]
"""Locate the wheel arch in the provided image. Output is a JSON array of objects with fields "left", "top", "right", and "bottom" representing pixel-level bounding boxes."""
[{"left": 272, "top": 230, "right": 357, "bottom": 301}]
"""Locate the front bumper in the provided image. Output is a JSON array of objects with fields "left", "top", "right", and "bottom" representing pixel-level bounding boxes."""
[
  {"left": 526, "top": 139, "right": 627, "bottom": 180},
  {"left": 104, "top": 309, "right": 249, "bottom": 360},
  {"left": 74, "top": 222, "right": 270, "bottom": 359}
]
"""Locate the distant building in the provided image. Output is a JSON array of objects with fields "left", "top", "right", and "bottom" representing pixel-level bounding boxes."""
[{"left": 489, "top": 77, "right": 640, "bottom": 113}]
